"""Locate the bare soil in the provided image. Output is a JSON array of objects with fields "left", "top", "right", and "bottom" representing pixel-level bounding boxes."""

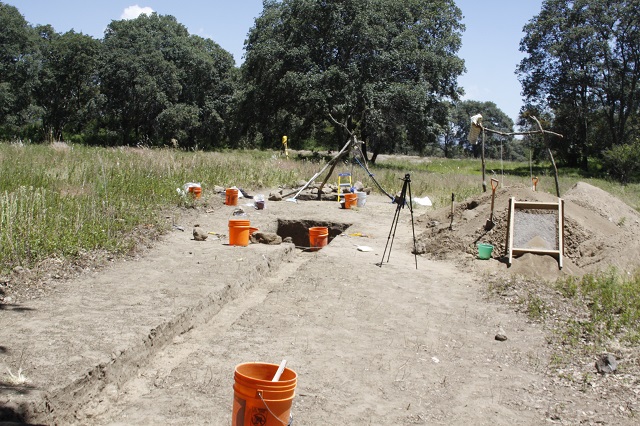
[{"left": 1, "top": 182, "right": 639, "bottom": 425}]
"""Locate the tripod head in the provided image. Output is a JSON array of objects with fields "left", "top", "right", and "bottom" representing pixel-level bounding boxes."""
[{"left": 392, "top": 174, "right": 411, "bottom": 206}]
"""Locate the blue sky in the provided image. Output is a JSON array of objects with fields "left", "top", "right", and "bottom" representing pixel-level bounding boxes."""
[{"left": 5, "top": 0, "right": 543, "bottom": 124}]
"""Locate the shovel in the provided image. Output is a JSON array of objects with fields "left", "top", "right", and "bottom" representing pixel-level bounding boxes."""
[{"left": 485, "top": 178, "right": 499, "bottom": 230}]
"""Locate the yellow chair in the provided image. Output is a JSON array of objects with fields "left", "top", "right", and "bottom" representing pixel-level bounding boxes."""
[{"left": 337, "top": 172, "right": 352, "bottom": 202}]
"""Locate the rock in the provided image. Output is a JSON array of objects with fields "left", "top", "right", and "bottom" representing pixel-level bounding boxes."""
[
  {"left": 193, "top": 227, "right": 208, "bottom": 241},
  {"left": 321, "top": 186, "right": 333, "bottom": 194},
  {"left": 595, "top": 353, "right": 617, "bottom": 374},
  {"left": 296, "top": 180, "right": 307, "bottom": 187},
  {"left": 495, "top": 334, "right": 508, "bottom": 342},
  {"left": 214, "top": 185, "right": 225, "bottom": 193},
  {"left": 283, "top": 237, "right": 293, "bottom": 243},
  {"left": 269, "top": 192, "right": 282, "bottom": 201},
  {"left": 250, "top": 232, "right": 282, "bottom": 245},
  {"left": 353, "top": 181, "right": 365, "bottom": 191},
  {"left": 12, "top": 266, "right": 25, "bottom": 274}
]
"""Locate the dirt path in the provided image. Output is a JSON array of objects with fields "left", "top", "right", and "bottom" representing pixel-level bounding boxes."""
[{"left": 1, "top": 191, "right": 637, "bottom": 425}]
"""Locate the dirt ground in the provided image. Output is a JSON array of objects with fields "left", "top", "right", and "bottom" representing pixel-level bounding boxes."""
[{"left": 1, "top": 181, "right": 639, "bottom": 425}]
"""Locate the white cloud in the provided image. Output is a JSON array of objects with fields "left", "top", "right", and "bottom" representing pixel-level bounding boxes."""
[{"left": 121, "top": 5, "right": 154, "bottom": 20}]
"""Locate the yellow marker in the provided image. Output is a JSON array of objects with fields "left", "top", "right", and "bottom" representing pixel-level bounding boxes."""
[{"left": 282, "top": 135, "right": 288, "bottom": 158}]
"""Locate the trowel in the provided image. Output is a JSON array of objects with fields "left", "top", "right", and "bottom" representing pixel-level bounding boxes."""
[{"left": 485, "top": 178, "right": 500, "bottom": 231}]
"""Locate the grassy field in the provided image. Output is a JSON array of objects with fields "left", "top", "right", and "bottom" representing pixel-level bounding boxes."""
[
  {"left": 2, "top": 141, "right": 640, "bottom": 358},
  {"left": 2, "top": 141, "right": 640, "bottom": 275}
]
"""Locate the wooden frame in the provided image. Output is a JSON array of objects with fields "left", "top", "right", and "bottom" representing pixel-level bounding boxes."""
[{"left": 506, "top": 197, "right": 564, "bottom": 269}]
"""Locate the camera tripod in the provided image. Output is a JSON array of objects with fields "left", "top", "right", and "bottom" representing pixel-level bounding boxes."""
[{"left": 378, "top": 174, "right": 418, "bottom": 269}]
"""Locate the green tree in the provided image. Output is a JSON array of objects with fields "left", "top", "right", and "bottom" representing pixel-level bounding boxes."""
[
  {"left": 98, "top": 13, "right": 235, "bottom": 148},
  {"left": 0, "top": 2, "right": 39, "bottom": 138},
  {"left": 518, "top": 0, "right": 640, "bottom": 171},
  {"left": 174, "top": 35, "right": 236, "bottom": 148},
  {"left": 240, "top": 0, "right": 465, "bottom": 161},
  {"left": 33, "top": 28, "right": 100, "bottom": 141},
  {"left": 444, "top": 100, "right": 514, "bottom": 159}
]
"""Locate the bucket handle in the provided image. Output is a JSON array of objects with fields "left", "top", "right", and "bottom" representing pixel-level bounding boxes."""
[{"left": 257, "top": 391, "right": 291, "bottom": 426}]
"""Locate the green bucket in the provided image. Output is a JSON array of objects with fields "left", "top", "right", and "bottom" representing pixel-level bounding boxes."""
[{"left": 477, "top": 243, "right": 494, "bottom": 260}]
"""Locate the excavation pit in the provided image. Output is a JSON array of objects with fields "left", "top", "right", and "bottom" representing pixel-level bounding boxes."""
[{"left": 277, "top": 219, "right": 351, "bottom": 250}]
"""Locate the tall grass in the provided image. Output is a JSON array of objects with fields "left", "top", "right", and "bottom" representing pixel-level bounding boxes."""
[
  {"left": 556, "top": 269, "right": 640, "bottom": 346},
  {"left": 1, "top": 142, "right": 639, "bottom": 275}
]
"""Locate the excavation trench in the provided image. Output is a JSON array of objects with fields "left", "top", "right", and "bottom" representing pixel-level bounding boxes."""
[{"left": 276, "top": 219, "right": 351, "bottom": 250}]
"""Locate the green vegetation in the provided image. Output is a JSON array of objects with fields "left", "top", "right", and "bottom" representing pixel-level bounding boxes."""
[
  {"left": 240, "top": 0, "right": 464, "bottom": 159},
  {"left": 0, "top": 143, "right": 318, "bottom": 273},
  {"left": 518, "top": 0, "right": 640, "bottom": 175},
  {"left": 3, "top": 142, "right": 639, "bottom": 277},
  {"left": 489, "top": 267, "right": 640, "bottom": 372},
  {"left": 3, "top": 1, "right": 640, "bottom": 181},
  {"left": 556, "top": 270, "right": 640, "bottom": 346}
]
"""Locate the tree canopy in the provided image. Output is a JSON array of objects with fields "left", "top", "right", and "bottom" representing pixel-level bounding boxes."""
[
  {"left": 239, "top": 0, "right": 466, "bottom": 161},
  {"left": 0, "top": 3, "right": 39, "bottom": 137},
  {"left": 518, "top": 0, "right": 640, "bottom": 171},
  {"left": 99, "top": 13, "right": 236, "bottom": 148}
]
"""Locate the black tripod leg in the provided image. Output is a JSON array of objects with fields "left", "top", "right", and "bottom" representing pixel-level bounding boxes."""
[
  {"left": 379, "top": 203, "right": 401, "bottom": 266},
  {"left": 385, "top": 204, "right": 403, "bottom": 263},
  {"left": 407, "top": 180, "right": 418, "bottom": 269}
]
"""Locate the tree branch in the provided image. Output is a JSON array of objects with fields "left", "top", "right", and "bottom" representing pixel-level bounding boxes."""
[
  {"left": 481, "top": 127, "right": 564, "bottom": 139},
  {"left": 328, "top": 112, "right": 353, "bottom": 137}
]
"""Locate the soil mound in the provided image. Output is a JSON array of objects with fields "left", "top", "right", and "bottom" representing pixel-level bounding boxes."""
[{"left": 414, "top": 181, "right": 640, "bottom": 277}]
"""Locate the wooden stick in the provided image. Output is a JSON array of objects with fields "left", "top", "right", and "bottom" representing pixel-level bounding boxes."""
[
  {"left": 281, "top": 136, "right": 351, "bottom": 199},
  {"left": 449, "top": 193, "right": 454, "bottom": 230},
  {"left": 272, "top": 359, "right": 287, "bottom": 382},
  {"left": 531, "top": 116, "right": 561, "bottom": 198},
  {"left": 316, "top": 135, "right": 355, "bottom": 199},
  {"left": 481, "top": 128, "right": 487, "bottom": 192},
  {"left": 481, "top": 127, "right": 564, "bottom": 138}
]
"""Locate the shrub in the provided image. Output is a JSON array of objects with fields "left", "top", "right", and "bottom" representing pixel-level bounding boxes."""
[{"left": 601, "top": 139, "right": 640, "bottom": 183}]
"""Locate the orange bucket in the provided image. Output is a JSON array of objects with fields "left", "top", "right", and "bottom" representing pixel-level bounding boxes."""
[
  {"left": 232, "top": 362, "right": 297, "bottom": 426},
  {"left": 229, "top": 219, "right": 250, "bottom": 246},
  {"left": 189, "top": 186, "right": 202, "bottom": 199},
  {"left": 344, "top": 192, "right": 357, "bottom": 209},
  {"left": 309, "top": 226, "right": 329, "bottom": 251},
  {"left": 226, "top": 188, "right": 239, "bottom": 206}
]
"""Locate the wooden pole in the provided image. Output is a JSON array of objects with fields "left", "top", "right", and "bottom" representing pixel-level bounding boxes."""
[
  {"left": 481, "top": 127, "right": 564, "bottom": 138},
  {"left": 531, "top": 116, "right": 561, "bottom": 198},
  {"left": 481, "top": 128, "right": 487, "bottom": 192},
  {"left": 315, "top": 135, "right": 354, "bottom": 199},
  {"left": 477, "top": 115, "right": 563, "bottom": 197},
  {"left": 281, "top": 136, "right": 352, "bottom": 200}
]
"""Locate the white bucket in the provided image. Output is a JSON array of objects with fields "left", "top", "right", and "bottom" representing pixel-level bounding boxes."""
[{"left": 356, "top": 191, "right": 366, "bottom": 207}]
